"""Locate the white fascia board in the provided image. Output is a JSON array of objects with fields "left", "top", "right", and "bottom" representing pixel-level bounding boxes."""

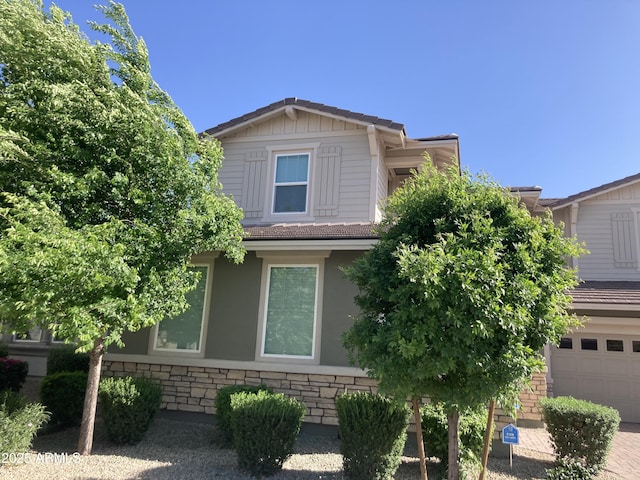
[{"left": 243, "top": 239, "right": 377, "bottom": 251}]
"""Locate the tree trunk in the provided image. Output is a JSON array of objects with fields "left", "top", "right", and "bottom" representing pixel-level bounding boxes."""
[
  {"left": 478, "top": 399, "right": 496, "bottom": 480},
  {"left": 413, "top": 397, "right": 428, "bottom": 480},
  {"left": 447, "top": 408, "right": 460, "bottom": 480},
  {"left": 78, "top": 336, "right": 105, "bottom": 455}
]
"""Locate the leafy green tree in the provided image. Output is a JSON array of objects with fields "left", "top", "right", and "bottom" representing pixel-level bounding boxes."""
[
  {"left": 343, "top": 162, "right": 585, "bottom": 479},
  {"left": 0, "top": 0, "right": 244, "bottom": 455}
]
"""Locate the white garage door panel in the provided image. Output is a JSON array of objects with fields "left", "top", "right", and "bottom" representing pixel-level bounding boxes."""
[{"left": 551, "top": 333, "right": 640, "bottom": 423}]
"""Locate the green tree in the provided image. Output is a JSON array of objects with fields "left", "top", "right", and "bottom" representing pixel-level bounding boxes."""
[
  {"left": 343, "top": 162, "right": 585, "bottom": 480},
  {"left": 0, "top": 1, "right": 245, "bottom": 455}
]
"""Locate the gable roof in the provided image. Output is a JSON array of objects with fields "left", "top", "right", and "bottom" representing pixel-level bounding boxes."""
[
  {"left": 204, "top": 98, "right": 406, "bottom": 138},
  {"left": 547, "top": 172, "right": 640, "bottom": 209}
]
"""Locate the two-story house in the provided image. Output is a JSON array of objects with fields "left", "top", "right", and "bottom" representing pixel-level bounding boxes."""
[
  {"left": 96, "top": 98, "right": 468, "bottom": 424},
  {"left": 545, "top": 173, "right": 640, "bottom": 423},
  {"left": 5, "top": 99, "right": 550, "bottom": 428}
]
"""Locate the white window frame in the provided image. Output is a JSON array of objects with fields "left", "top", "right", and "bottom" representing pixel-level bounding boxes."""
[
  {"left": 255, "top": 252, "right": 328, "bottom": 364},
  {"left": 272, "top": 152, "right": 310, "bottom": 215},
  {"left": 263, "top": 143, "right": 319, "bottom": 222},
  {"left": 150, "top": 259, "right": 214, "bottom": 358},
  {"left": 12, "top": 325, "right": 44, "bottom": 343}
]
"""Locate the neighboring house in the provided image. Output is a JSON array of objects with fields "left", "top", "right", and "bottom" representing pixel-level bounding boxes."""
[{"left": 544, "top": 173, "right": 640, "bottom": 422}]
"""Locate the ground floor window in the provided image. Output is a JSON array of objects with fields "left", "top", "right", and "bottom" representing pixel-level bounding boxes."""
[
  {"left": 262, "top": 265, "right": 318, "bottom": 358},
  {"left": 153, "top": 265, "right": 209, "bottom": 353}
]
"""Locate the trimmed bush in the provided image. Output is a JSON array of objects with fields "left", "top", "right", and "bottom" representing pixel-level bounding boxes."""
[
  {"left": 0, "top": 390, "right": 49, "bottom": 455},
  {"left": 99, "top": 376, "right": 162, "bottom": 445},
  {"left": 214, "top": 383, "right": 271, "bottom": 447},
  {"left": 46, "top": 344, "right": 90, "bottom": 375},
  {"left": 421, "top": 402, "right": 490, "bottom": 469},
  {"left": 231, "top": 390, "right": 305, "bottom": 477},
  {"left": 336, "top": 392, "right": 410, "bottom": 480},
  {"left": 541, "top": 396, "right": 620, "bottom": 473},
  {"left": 0, "top": 357, "right": 29, "bottom": 392},
  {"left": 546, "top": 457, "right": 598, "bottom": 480},
  {"left": 0, "top": 341, "right": 8, "bottom": 358},
  {"left": 40, "top": 371, "right": 87, "bottom": 427}
]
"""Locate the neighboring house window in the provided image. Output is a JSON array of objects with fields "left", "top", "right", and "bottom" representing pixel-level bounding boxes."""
[
  {"left": 273, "top": 153, "right": 309, "bottom": 214},
  {"left": 13, "top": 326, "right": 43, "bottom": 342},
  {"left": 256, "top": 252, "right": 328, "bottom": 363},
  {"left": 153, "top": 265, "right": 210, "bottom": 354}
]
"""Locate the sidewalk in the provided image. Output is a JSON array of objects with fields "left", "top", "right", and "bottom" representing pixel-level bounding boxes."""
[{"left": 518, "top": 424, "right": 640, "bottom": 479}]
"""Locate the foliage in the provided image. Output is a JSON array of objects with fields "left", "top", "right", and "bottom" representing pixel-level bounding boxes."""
[
  {"left": 421, "top": 402, "right": 489, "bottom": 468},
  {"left": 342, "top": 163, "right": 585, "bottom": 407},
  {"left": 0, "top": 390, "right": 49, "bottom": 455},
  {"left": 546, "top": 457, "right": 599, "bottom": 480},
  {"left": 40, "top": 371, "right": 87, "bottom": 427},
  {"left": 98, "top": 375, "right": 162, "bottom": 445},
  {"left": 540, "top": 396, "right": 620, "bottom": 473},
  {"left": 0, "top": 357, "right": 29, "bottom": 392},
  {"left": 0, "top": 341, "right": 8, "bottom": 358},
  {"left": 214, "top": 383, "right": 272, "bottom": 447},
  {"left": 47, "top": 344, "right": 90, "bottom": 375},
  {"left": 230, "top": 390, "right": 305, "bottom": 477},
  {"left": 0, "top": 0, "right": 245, "bottom": 454},
  {"left": 335, "top": 391, "right": 410, "bottom": 480}
]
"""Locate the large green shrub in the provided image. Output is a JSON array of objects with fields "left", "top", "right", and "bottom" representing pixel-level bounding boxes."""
[
  {"left": 46, "top": 344, "right": 90, "bottom": 375},
  {"left": 541, "top": 396, "right": 620, "bottom": 473},
  {"left": 0, "top": 390, "right": 49, "bottom": 455},
  {"left": 0, "top": 358, "right": 29, "bottom": 392},
  {"left": 230, "top": 390, "right": 305, "bottom": 477},
  {"left": 336, "top": 392, "right": 410, "bottom": 480},
  {"left": 214, "top": 383, "right": 271, "bottom": 447},
  {"left": 99, "top": 376, "right": 162, "bottom": 445},
  {"left": 0, "top": 341, "right": 8, "bottom": 358},
  {"left": 421, "top": 402, "right": 490, "bottom": 469},
  {"left": 40, "top": 371, "right": 87, "bottom": 427}
]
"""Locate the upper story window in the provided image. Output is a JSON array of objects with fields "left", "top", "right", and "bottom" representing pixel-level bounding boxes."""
[{"left": 273, "top": 153, "right": 309, "bottom": 214}]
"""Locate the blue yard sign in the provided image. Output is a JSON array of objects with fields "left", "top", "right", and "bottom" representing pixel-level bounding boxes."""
[{"left": 502, "top": 423, "right": 520, "bottom": 445}]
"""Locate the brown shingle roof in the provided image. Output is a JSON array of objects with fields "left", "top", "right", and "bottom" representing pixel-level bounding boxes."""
[
  {"left": 547, "top": 172, "right": 640, "bottom": 209},
  {"left": 570, "top": 281, "right": 640, "bottom": 305},
  {"left": 243, "top": 223, "right": 378, "bottom": 241},
  {"left": 204, "top": 98, "right": 405, "bottom": 136}
]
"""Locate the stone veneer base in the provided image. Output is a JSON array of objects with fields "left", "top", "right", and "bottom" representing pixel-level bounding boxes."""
[{"left": 102, "top": 361, "right": 546, "bottom": 436}]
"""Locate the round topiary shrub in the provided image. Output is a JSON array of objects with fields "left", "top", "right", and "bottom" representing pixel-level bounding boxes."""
[
  {"left": 46, "top": 344, "right": 90, "bottom": 375},
  {"left": 40, "top": 371, "right": 87, "bottom": 427},
  {"left": 540, "top": 396, "right": 620, "bottom": 474},
  {"left": 336, "top": 391, "right": 410, "bottom": 480},
  {"left": 99, "top": 376, "right": 162, "bottom": 445},
  {"left": 214, "top": 383, "right": 271, "bottom": 447},
  {"left": 0, "top": 390, "right": 49, "bottom": 455},
  {"left": 230, "top": 390, "right": 305, "bottom": 477}
]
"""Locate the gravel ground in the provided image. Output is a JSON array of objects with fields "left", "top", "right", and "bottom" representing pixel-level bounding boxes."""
[{"left": 0, "top": 414, "right": 623, "bottom": 480}]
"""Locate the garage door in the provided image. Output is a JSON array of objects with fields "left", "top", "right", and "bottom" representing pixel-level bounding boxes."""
[{"left": 550, "top": 333, "right": 640, "bottom": 422}]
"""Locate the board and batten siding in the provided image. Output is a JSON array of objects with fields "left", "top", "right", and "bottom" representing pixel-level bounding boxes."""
[
  {"left": 575, "top": 198, "right": 640, "bottom": 281},
  {"left": 217, "top": 117, "right": 374, "bottom": 224},
  {"left": 217, "top": 109, "right": 365, "bottom": 141}
]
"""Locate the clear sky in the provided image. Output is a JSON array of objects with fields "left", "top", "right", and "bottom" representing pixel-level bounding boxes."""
[{"left": 45, "top": 1, "right": 640, "bottom": 199}]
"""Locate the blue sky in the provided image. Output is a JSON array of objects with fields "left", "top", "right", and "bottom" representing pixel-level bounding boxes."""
[{"left": 46, "top": 1, "right": 640, "bottom": 199}]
